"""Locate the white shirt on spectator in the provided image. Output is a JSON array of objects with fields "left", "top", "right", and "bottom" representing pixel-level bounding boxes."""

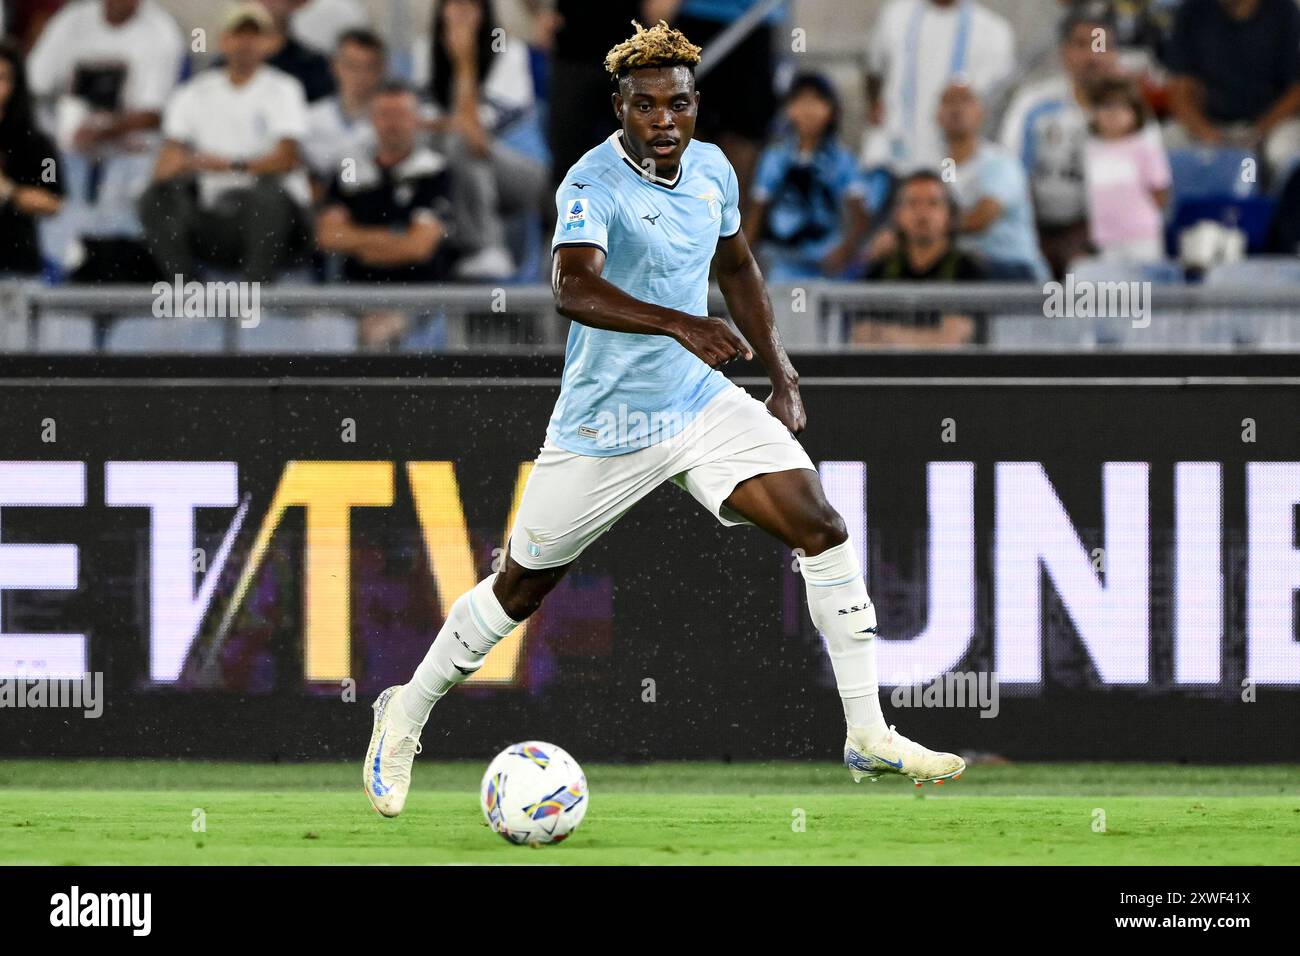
[
  {"left": 304, "top": 95, "right": 377, "bottom": 180},
  {"left": 26, "top": 0, "right": 185, "bottom": 256},
  {"left": 27, "top": 0, "right": 185, "bottom": 124},
  {"left": 868, "top": 0, "right": 1015, "bottom": 171},
  {"left": 162, "top": 65, "right": 311, "bottom": 208},
  {"left": 292, "top": 0, "right": 371, "bottom": 55}
]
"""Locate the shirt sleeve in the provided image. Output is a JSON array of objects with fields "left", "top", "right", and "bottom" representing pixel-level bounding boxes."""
[
  {"left": 410, "top": 168, "right": 452, "bottom": 220},
  {"left": 837, "top": 149, "right": 868, "bottom": 198},
  {"left": 751, "top": 145, "right": 784, "bottom": 204},
  {"left": 1139, "top": 132, "right": 1173, "bottom": 192},
  {"left": 978, "top": 154, "right": 1029, "bottom": 209},
  {"left": 720, "top": 159, "right": 742, "bottom": 238},
  {"left": 16, "top": 131, "right": 64, "bottom": 197},
  {"left": 270, "top": 78, "right": 310, "bottom": 142},
  {"left": 25, "top": 7, "right": 75, "bottom": 98},
  {"left": 132, "top": 17, "right": 186, "bottom": 112},
  {"left": 552, "top": 174, "right": 612, "bottom": 253},
  {"left": 161, "top": 83, "right": 195, "bottom": 144},
  {"left": 867, "top": 0, "right": 899, "bottom": 76},
  {"left": 998, "top": 90, "right": 1030, "bottom": 165}
]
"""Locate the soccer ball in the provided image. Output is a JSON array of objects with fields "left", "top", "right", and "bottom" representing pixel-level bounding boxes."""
[{"left": 480, "top": 741, "right": 588, "bottom": 846}]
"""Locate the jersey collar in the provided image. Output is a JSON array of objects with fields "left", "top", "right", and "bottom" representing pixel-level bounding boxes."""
[{"left": 610, "top": 131, "right": 683, "bottom": 189}]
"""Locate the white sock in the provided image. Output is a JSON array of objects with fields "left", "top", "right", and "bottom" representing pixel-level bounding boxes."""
[
  {"left": 800, "top": 539, "right": 888, "bottom": 741},
  {"left": 391, "top": 574, "right": 519, "bottom": 736}
]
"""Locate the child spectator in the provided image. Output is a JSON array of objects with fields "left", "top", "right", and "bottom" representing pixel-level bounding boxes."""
[
  {"left": 745, "top": 73, "right": 869, "bottom": 281},
  {"left": 1083, "top": 76, "right": 1171, "bottom": 263}
]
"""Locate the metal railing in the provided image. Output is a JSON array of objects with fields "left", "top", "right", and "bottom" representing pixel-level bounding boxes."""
[{"left": 3, "top": 280, "right": 1300, "bottom": 354}]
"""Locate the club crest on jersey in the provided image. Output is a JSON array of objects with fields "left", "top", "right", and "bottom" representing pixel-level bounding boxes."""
[
  {"left": 695, "top": 190, "right": 721, "bottom": 221},
  {"left": 563, "top": 197, "right": 587, "bottom": 230}
]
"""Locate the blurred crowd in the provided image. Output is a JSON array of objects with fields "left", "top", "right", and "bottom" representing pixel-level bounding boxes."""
[{"left": 1, "top": 0, "right": 1299, "bottom": 344}]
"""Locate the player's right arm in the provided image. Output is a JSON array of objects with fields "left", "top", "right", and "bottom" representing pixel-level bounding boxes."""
[{"left": 551, "top": 245, "right": 751, "bottom": 368}]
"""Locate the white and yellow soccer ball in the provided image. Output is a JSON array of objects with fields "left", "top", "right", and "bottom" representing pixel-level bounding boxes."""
[{"left": 480, "top": 741, "right": 588, "bottom": 846}]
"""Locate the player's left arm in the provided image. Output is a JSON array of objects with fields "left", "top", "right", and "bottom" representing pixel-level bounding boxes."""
[{"left": 713, "top": 229, "right": 806, "bottom": 435}]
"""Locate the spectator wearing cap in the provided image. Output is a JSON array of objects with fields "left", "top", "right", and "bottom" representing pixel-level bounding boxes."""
[
  {"left": 139, "top": 2, "right": 311, "bottom": 283},
  {"left": 1165, "top": 0, "right": 1300, "bottom": 184},
  {"left": 937, "top": 80, "right": 1050, "bottom": 281},
  {"left": 316, "top": 81, "right": 452, "bottom": 348},
  {"left": 745, "top": 73, "right": 870, "bottom": 281}
]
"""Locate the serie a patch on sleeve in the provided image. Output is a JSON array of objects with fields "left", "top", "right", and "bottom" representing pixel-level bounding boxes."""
[{"left": 563, "top": 197, "right": 587, "bottom": 230}]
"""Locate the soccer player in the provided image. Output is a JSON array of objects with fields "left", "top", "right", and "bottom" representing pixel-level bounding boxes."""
[{"left": 365, "top": 20, "right": 965, "bottom": 817}]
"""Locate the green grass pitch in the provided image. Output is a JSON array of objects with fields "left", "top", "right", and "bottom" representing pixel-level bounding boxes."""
[{"left": 1, "top": 760, "right": 1297, "bottom": 865}]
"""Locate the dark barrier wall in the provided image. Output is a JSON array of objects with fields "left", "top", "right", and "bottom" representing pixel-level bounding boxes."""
[{"left": 1, "top": 363, "right": 1298, "bottom": 761}]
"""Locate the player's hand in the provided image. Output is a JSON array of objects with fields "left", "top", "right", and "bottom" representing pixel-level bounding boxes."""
[
  {"left": 673, "top": 316, "right": 752, "bottom": 368},
  {"left": 766, "top": 383, "right": 806, "bottom": 435}
]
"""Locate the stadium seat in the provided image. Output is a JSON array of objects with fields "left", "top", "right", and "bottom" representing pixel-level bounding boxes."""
[
  {"left": 237, "top": 313, "right": 358, "bottom": 353},
  {"left": 1204, "top": 256, "right": 1300, "bottom": 287},
  {"left": 104, "top": 316, "right": 227, "bottom": 353},
  {"left": 1167, "top": 196, "right": 1277, "bottom": 255},
  {"left": 32, "top": 312, "right": 96, "bottom": 353},
  {"left": 1204, "top": 257, "right": 1300, "bottom": 346},
  {"left": 1069, "top": 257, "right": 1185, "bottom": 285},
  {"left": 1167, "top": 147, "right": 1256, "bottom": 205}
]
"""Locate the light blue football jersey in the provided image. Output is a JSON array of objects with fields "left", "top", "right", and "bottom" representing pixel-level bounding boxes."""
[{"left": 548, "top": 131, "right": 742, "bottom": 456}]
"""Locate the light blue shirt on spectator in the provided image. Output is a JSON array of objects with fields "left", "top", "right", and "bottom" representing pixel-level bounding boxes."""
[
  {"left": 951, "top": 140, "right": 1051, "bottom": 280},
  {"left": 753, "top": 136, "right": 867, "bottom": 280}
]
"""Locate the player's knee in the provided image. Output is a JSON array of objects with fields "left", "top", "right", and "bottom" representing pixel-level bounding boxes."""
[
  {"left": 493, "top": 571, "right": 557, "bottom": 622},
  {"left": 799, "top": 508, "right": 849, "bottom": 557}
]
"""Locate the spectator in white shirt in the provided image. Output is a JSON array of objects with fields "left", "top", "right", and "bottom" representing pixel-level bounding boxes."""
[
  {"left": 865, "top": 0, "right": 1015, "bottom": 173},
  {"left": 303, "top": 28, "right": 386, "bottom": 185},
  {"left": 139, "top": 2, "right": 310, "bottom": 282},
  {"left": 24, "top": 0, "right": 185, "bottom": 278}
]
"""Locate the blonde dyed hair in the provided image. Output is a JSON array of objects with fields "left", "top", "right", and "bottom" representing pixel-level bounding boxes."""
[{"left": 604, "top": 19, "right": 702, "bottom": 77}]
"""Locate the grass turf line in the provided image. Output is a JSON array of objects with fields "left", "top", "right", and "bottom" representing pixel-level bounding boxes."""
[{"left": 1, "top": 761, "right": 1297, "bottom": 865}]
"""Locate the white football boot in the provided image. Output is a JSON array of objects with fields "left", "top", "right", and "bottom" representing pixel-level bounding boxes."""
[
  {"left": 844, "top": 724, "right": 966, "bottom": 786},
  {"left": 363, "top": 685, "right": 423, "bottom": 817}
]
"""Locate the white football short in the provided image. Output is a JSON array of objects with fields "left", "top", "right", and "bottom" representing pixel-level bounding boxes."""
[{"left": 507, "top": 384, "right": 816, "bottom": 570}]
